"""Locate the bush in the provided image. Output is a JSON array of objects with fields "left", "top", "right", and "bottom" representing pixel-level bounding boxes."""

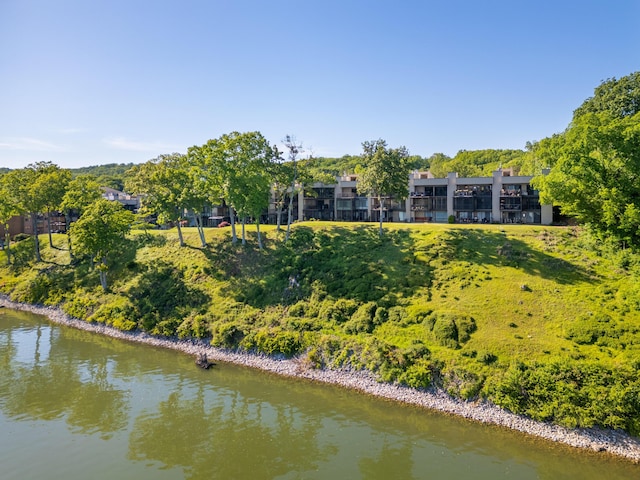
[
  {"left": 433, "top": 315, "right": 459, "bottom": 348},
  {"left": 177, "top": 313, "right": 211, "bottom": 339},
  {"left": 405, "top": 304, "right": 432, "bottom": 325},
  {"left": 398, "top": 359, "right": 432, "bottom": 389},
  {"left": 211, "top": 322, "right": 245, "bottom": 349},
  {"left": 241, "top": 328, "right": 304, "bottom": 357},
  {"left": 427, "top": 311, "right": 477, "bottom": 348},
  {"left": 317, "top": 298, "right": 359, "bottom": 324},
  {"left": 89, "top": 297, "right": 137, "bottom": 331},
  {"left": 344, "top": 302, "right": 377, "bottom": 334}
]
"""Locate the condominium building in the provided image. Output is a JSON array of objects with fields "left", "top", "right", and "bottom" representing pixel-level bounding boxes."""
[{"left": 269, "top": 168, "right": 552, "bottom": 225}]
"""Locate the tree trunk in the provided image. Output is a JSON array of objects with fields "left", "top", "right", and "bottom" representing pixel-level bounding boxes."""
[
  {"left": 276, "top": 201, "right": 283, "bottom": 232},
  {"left": 65, "top": 211, "right": 74, "bottom": 260},
  {"left": 31, "top": 212, "right": 41, "bottom": 262},
  {"left": 195, "top": 211, "right": 206, "bottom": 247},
  {"left": 378, "top": 196, "right": 384, "bottom": 237},
  {"left": 286, "top": 189, "right": 295, "bottom": 242},
  {"left": 230, "top": 209, "right": 238, "bottom": 244},
  {"left": 176, "top": 221, "right": 185, "bottom": 247},
  {"left": 47, "top": 209, "right": 53, "bottom": 248},
  {"left": 4, "top": 231, "right": 10, "bottom": 266},
  {"left": 256, "top": 220, "right": 263, "bottom": 250},
  {"left": 241, "top": 217, "right": 246, "bottom": 246},
  {"left": 99, "top": 256, "right": 108, "bottom": 291}
]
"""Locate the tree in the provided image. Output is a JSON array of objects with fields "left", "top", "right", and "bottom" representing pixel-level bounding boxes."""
[
  {"left": 125, "top": 154, "right": 191, "bottom": 247},
  {"left": 272, "top": 158, "right": 294, "bottom": 232},
  {"left": 33, "top": 163, "right": 71, "bottom": 247},
  {"left": 60, "top": 174, "right": 102, "bottom": 259},
  {"left": 573, "top": 72, "right": 640, "bottom": 120},
  {"left": 203, "top": 132, "right": 276, "bottom": 247},
  {"left": 2, "top": 163, "right": 52, "bottom": 262},
  {"left": 356, "top": 139, "right": 411, "bottom": 236},
  {"left": 186, "top": 144, "right": 224, "bottom": 248},
  {"left": 283, "top": 135, "right": 303, "bottom": 242},
  {"left": 533, "top": 72, "right": 640, "bottom": 246},
  {"left": 533, "top": 111, "right": 640, "bottom": 245},
  {"left": 0, "top": 174, "right": 19, "bottom": 265},
  {"left": 71, "top": 198, "right": 134, "bottom": 291}
]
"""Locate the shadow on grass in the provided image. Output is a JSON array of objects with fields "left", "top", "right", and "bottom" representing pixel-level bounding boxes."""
[
  {"left": 214, "top": 225, "right": 593, "bottom": 309},
  {"left": 127, "top": 261, "right": 211, "bottom": 330},
  {"left": 220, "top": 225, "right": 435, "bottom": 308},
  {"left": 437, "top": 228, "right": 590, "bottom": 284}
]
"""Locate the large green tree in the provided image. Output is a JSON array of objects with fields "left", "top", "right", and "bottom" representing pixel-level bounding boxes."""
[
  {"left": 60, "top": 174, "right": 103, "bottom": 259},
  {"left": 356, "top": 139, "right": 411, "bottom": 236},
  {"left": 71, "top": 198, "right": 134, "bottom": 291},
  {"left": 33, "top": 163, "right": 72, "bottom": 247},
  {"left": 0, "top": 174, "right": 19, "bottom": 265},
  {"left": 533, "top": 72, "right": 640, "bottom": 246},
  {"left": 203, "top": 131, "right": 276, "bottom": 246},
  {"left": 126, "top": 154, "right": 192, "bottom": 247},
  {"left": 2, "top": 163, "right": 54, "bottom": 262}
]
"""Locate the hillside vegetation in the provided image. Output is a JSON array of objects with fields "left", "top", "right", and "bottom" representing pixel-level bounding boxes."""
[{"left": 2, "top": 222, "right": 640, "bottom": 435}]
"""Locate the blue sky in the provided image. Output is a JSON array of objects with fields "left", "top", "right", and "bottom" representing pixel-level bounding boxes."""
[{"left": 1, "top": 0, "right": 639, "bottom": 169}]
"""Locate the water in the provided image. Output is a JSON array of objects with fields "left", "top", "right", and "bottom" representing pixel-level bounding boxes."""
[{"left": 0, "top": 309, "right": 637, "bottom": 479}]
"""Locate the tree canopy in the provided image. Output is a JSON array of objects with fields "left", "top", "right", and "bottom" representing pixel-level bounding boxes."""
[
  {"left": 533, "top": 71, "right": 640, "bottom": 246},
  {"left": 71, "top": 198, "right": 134, "bottom": 291},
  {"left": 356, "top": 139, "right": 411, "bottom": 236}
]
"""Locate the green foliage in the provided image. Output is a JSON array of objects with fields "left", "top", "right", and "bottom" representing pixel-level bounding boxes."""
[
  {"left": 241, "top": 328, "right": 304, "bottom": 357},
  {"left": 211, "top": 322, "right": 246, "bottom": 349},
  {"left": 127, "top": 262, "right": 209, "bottom": 335},
  {"left": 62, "top": 290, "right": 100, "bottom": 319},
  {"left": 533, "top": 72, "right": 640, "bottom": 246},
  {"left": 356, "top": 139, "right": 411, "bottom": 236},
  {"left": 573, "top": 72, "right": 640, "bottom": 119},
  {"left": 344, "top": 302, "right": 378, "bottom": 334},
  {"left": 428, "top": 149, "right": 527, "bottom": 177},
  {"left": 490, "top": 360, "right": 640, "bottom": 434},
  {"left": 428, "top": 312, "right": 476, "bottom": 348},
  {"left": 318, "top": 298, "right": 359, "bottom": 324},
  {"left": 89, "top": 296, "right": 137, "bottom": 331}
]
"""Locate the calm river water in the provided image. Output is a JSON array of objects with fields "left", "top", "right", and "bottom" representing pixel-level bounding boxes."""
[{"left": 1, "top": 308, "right": 638, "bottom": 479}]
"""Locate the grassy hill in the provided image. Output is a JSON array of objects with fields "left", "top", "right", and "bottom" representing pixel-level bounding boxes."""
[{"left": 2, "top": 222, "right": 640, "bottom": 434}]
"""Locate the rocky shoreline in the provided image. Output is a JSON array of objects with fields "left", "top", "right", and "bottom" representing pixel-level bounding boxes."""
[{"left": 2, "top": 296, "right": 640, "bottom": 463}]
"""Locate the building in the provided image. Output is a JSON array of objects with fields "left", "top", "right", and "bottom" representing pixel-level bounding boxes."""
[
  {"left": 101, "top": 187, "right": 140, "bottom": 212},
  {"left": 269, "top": 168, "right": 552, "bottom": 225}
]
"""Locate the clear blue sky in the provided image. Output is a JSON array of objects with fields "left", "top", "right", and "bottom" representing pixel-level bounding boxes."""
[{"left": 1, "top": 0, "right": 639, "bottom": 169}]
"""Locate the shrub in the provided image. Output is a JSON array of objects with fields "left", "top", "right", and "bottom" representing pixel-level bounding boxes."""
[
  {"left": 13, "top": 233, "right": 30, "bottom": 242},
  {"left": 241, "top": 328, "right": 304, "bottom": 357},
  {"left": 405, "top": 304, "right": 432, "bottom": 325},
  {"left": 89, "top": 297, "right": 137, "bottom": 331},
  {"left": 427, "top": 311, "right": 476, "bottom": 348},
  {"left": 344, "top": 302, "right": 377, "bottom": 334},
  {"left": 211, "top": 322, "right": 245, "bottom": 349},
  {"left": 177, "top": 313, "right": 211, "bottom": 339},
  {"left": 288, "top": 301, "right": 308, "bottom": 317},
  {"left": 433, "top": 315, "right": 459, "bottom": 348},
  {"left": 398, "top": 359, "right": 432, "bottom": 389},
  {"left": 317, "top": 298, "right": 359, "bottom": 324}
]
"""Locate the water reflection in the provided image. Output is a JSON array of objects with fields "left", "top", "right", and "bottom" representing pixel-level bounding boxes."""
[
  {"left": 0, "top": 315, "right": 129, "bottom": 439},
  {"left": 1, "top": 309, "right": 638, "bottom": 480}
]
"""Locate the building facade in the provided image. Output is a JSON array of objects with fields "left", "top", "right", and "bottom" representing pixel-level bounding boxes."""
[{"left": 270, "top": 168, "right": 552, "bottom": 225}]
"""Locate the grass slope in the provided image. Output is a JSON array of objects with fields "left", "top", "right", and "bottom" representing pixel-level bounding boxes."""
[{"left": 2, "top": 222, "right": 640, "bottom": 434}]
